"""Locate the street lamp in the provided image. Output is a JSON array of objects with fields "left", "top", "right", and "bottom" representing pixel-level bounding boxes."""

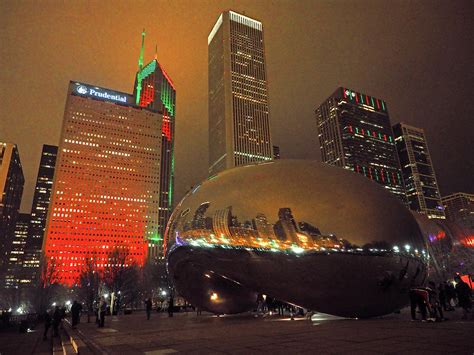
[{"left": 104, "top": 294, "right": 109, "bottom": 299}]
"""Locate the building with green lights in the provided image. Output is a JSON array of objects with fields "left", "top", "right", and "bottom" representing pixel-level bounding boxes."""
[
  {"left": 208, "top": 11, "right": 273, "bottom": 176},
  {"left": 316, "top": 87, "right": 407, "bottom": 203},
  {"left": 133, "top": 31, "right": 176, "bottom": 258}
]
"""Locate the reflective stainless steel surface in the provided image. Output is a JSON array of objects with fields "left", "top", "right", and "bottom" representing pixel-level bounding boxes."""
[{"left": 166, "top": 160, "right": 428, "bottom": 317}]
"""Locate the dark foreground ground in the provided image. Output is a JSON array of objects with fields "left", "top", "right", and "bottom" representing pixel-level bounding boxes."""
[{"left": 1, "top": 308, "right": 473, "bottom": 354}]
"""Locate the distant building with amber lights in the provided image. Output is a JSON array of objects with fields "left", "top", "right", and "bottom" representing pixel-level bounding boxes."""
[
  {"left": 208, "top": 11, "right": 273, "bottom": 176},
  {"left": 43, "top": 81, "right": 162, "bottom": 285},
  {"left": 0, "top": 142, "right": 24, "bottom": 278},
  {"left": 393, "top": 123, "right": 444, "bottom": 218},
  {"left": 21, "top": 145, "right": 58, "bottom": 286}
]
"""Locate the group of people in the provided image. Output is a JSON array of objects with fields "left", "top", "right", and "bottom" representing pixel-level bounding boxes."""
[{"left": 410, "top": 275, "right": 472, "bottom": 322}]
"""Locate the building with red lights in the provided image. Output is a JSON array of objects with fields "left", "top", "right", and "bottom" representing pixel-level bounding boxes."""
[
  {"left": 315, "top": 87, "right": 406, "bottom": 203},
  {"left": 43, "top": 81, "right": 162, "bottom": 285},
  {"left": 133, "top": 31, "right": 176, "bottom": 257}
]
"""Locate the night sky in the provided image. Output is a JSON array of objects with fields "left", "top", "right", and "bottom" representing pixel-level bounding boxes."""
[{"left": 1, "top": 0, "right": 473, "bottom": 213}]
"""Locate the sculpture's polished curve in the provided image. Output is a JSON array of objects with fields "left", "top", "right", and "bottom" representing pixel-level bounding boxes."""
[{"left": 165, "top": 160, "right": 428, "bottom": 317}]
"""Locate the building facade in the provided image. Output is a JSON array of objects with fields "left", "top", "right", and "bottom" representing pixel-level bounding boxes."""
[
  {"left": 133, "top": 31, "right": 176, "bottom": 257},
  {"left": 208, "top": 10, "right": 273, "bottom": 176},
  {"left": 393, "top": 123, "right": 444, "bottom": 218},
  {"left": 21, "top": 145, "right": 58, "bottom": 286},
  {"left": 442, "top": 193, "right": 474, "bottom": 226},
  {"left": 315, "top": 87, "right": 406, "bottom": 202},
  {"left": 43, "top": 81, "right": 162, "bottom": 285},
  {"left": 4, "top": 213, "right": 30, "bottom": 288},
  {"left": 0, "top": 143, "right": 24, "bottom": 274}
]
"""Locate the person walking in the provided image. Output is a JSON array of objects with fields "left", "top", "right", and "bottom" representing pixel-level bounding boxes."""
[
  {"left": 145, "top": 298, "right": 152, "bottom": 320},
  {"left": 43, "top": 309, "right": 52, "bottom": 340},
  {"left": 455, "top": 275, "right": 472, "bottom": 320},
  {"left": 98, "top": 297, "right": 107, "bottom": 328},
  {"left": 409, "top": 287, "right": 428, "bottom": 321},
  {"left": 71, "top": 301, "right": 82, "bottom": 328},
  {"left": 52, "top": 306, "right": 61, "bottom": 337},
  {"left": 168, "top": 295, "right": 174, "bottom": 317}
]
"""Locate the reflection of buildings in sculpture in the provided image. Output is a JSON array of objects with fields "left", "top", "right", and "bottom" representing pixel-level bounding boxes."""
[
  {"left": 253, "top": 213, "right": 276, "bottom": 242},
  {"left": 442, "top": 193, "right": 474, "bottom": 230},
  {"left": 212, "top": 206, "right": 233, "bottom": 241},
  {"left": 298, "top": 221, "right": 321, "bottom": 240},
  {"left": 191, "top": 202, "right": 211, "bottom": 229},
  {"left": 274, "top": 208, "right": 299, "bottom": 244}
]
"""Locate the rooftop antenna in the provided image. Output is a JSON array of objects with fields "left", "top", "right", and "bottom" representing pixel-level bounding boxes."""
[
  {"left": 138, "top": 29, "right": 146, "bottom": 70},
  {"left": 155, "top": 43, "right": 158, "bottom": 60}
]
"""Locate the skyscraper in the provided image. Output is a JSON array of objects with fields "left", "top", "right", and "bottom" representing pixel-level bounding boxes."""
[
  {"left": 43, "top": 81, "right": 162, "bottom": 285},
  {"left": 442, "top": 192, "right": 474, "bottom": 227},
  {"left": 133, "top": 31, "right": 176, "bottom": 255},
  {"left": 208, "top": 11, "right": 273, "bottom": 176},
  {"left": 4, "top": 213, "right": 29, "bottom": 288},
  {"left": 393, "top": 123, "right": 444, "bottom": 218},
  {"left": 316, "top": 87, "right": 406, "bottom": 202},
  {"left": 0, "top": 143, "right": 24, "bottom": 274},
  {"left": 22, "top": 145, "right": 58, "bottom": 286}
]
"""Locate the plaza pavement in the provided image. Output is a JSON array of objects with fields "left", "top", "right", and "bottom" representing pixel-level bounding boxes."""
[
  {"left": 65, "top": 308, "right": 473, "bottom": 354},
  {"left": 0, "top": 308, "right": 472, "bottom": 354}
]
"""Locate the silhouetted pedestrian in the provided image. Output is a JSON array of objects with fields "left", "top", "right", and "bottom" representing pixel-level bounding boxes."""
[
  {"left": 409, "top": 287, "right": 428, "bottom": 321},
  {"left": 427, "top": 281, "right": 444, "bottom": 321},
  {"left": 455, "top": 275, "right": 472, "bottom": 320},
  {"left": 98, "top": 297, "right": 107, "bottom": 327},
  {"left": 43, "top": 310, "right": 52, "bottom": 340},
  {"left": 145, "top": 298, "right": 152, "bottom": 320},
  {"left": 52, "top": 306, "right": 61, "bottom": 336},
  {"left": 168, "top": 295, "right": 174, "bottom": 317},
  {"left": 71, "top": 301, "right": 82, "bottom": 328},
  {"left": 438, "top": 283, "right": 447, "bottom": 311}
]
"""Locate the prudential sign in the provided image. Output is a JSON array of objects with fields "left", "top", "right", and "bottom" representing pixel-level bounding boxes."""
[{"left": 75, "top": 84, "right": 127, "bottom": 103}]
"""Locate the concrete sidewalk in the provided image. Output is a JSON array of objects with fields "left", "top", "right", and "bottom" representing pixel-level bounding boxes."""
[{"left": 66, "top": 308, "right": 473, "bottom": 354}]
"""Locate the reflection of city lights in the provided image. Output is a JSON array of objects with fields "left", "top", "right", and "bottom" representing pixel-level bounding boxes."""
[
  {"left": 210, "top": 292, "right": 218, "bottom": 301},
  {"left": 291, "top": 245, "right": 305, "bottom": 254}
]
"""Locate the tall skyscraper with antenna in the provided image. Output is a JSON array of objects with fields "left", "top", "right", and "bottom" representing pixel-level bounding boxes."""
[
  {"left": 133, "top": 31, "right": 176, "bottom": 256},
  {"left": 208, "top": 11, "right": 273, "bottom": 176}
]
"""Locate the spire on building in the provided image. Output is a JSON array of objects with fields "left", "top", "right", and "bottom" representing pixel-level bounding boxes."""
[{"left": 138, "top": 29, "right": 146, "bottom": 70}]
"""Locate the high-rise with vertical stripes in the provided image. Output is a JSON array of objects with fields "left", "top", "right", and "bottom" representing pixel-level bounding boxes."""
[
  {"left": 316, "top": 87, "right": 406, "bottom": 203},
  {"left": 393, "top": 123, "right": 444, "bottom": 218},
  {"left": 208, "top": 11, "right": 273, "bottom": 176},
  {"left": 133, "top": 31, "right": 176, "bottom": 256}
]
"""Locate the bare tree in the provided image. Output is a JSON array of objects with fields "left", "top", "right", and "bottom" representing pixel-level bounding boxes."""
[
  {"left": 77, "top": 256, "right": 100, "bottom": 322},
  {"left": 31, "top": 255, "right": 60, "bottom": 315},
  {"left": 103, "top": 247, "right": 143, "bottom": 309}
]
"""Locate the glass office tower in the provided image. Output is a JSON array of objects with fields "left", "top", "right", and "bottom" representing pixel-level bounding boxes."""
[
  {"left": 316, "top": 87, "right": 406, "bottom": 203},
  {"left": 43, "top": 81, "right": 162, "bottom": 285},
  {"left": 21, "top": 145, "right": 58, "bottom": 286},
  {"left": 393, "top": 123, "right": 444, "bottom": 218},
  {"left": 208, "top": 11, "right": 273, "bottom": 176}
]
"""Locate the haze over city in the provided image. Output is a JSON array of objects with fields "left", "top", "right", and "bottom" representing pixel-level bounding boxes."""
[{"left": 1, "top": 0, "right": 473, "bottom": 213}]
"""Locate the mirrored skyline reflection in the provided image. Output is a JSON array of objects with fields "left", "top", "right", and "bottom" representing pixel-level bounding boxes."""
[{"left": 165, "top": 160, "right": 427, "bottom": 257}]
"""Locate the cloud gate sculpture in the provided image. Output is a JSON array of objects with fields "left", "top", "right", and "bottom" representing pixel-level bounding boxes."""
[{"left": 165, "top": 160, "right": 429, "bottom": 318}]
